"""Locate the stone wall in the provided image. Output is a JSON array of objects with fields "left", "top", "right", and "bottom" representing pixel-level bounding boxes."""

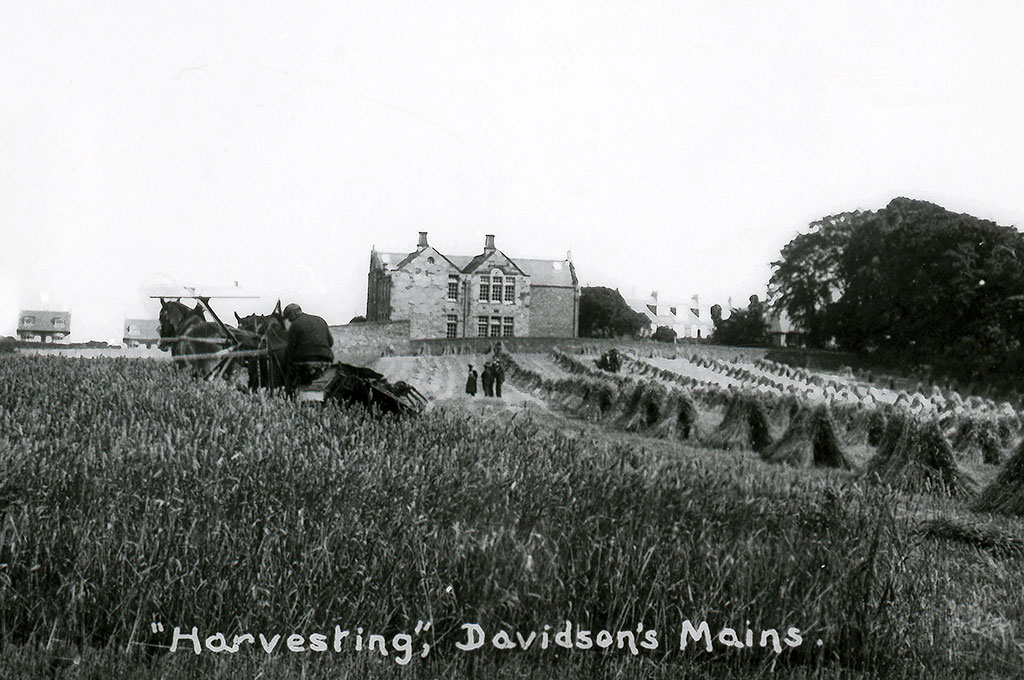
[
  {"left": 528, "top": 286, "right": 577, "bottom": 337},
  {"left": 329, "top": 320, "right": 411, "bottom": 358}
]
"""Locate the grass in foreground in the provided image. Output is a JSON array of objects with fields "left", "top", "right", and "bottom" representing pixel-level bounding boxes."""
[{"left": 1, "top": 356, "right": 1023, "bottom": 678}]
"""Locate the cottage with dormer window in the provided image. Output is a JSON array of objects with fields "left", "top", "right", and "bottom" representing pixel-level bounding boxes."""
[{"left": 17, "top": 310, "right": 71, "bottom": 343}]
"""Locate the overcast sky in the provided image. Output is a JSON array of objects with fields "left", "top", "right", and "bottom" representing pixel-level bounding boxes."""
[{"left": 3, "top": 1, "right": 1024, "bottom": 342}]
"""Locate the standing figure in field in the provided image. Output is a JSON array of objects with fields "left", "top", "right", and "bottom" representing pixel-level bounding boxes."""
[
  {"left": 481, "top": 361, "right": 495, "bottom": 397},
  {"left": 282, "top": 303, "right": 334, "bottom": 390},
  {"left": 494, "top": 360, "right": 504, "bottom": 398},
  {"left": 465, "top": 364, "right": 478, "bottom": 396}
]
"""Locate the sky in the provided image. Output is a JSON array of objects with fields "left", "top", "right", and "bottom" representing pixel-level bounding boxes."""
[{"left": 3, "top": 1, "right": 1024, "bottom": 342}]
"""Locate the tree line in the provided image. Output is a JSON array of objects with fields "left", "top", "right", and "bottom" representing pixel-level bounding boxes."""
[
  {"left": 769, "top": 197, "right": 1024, "bottom": 387},
  {"left": 577, "top": 196, "right": 1024, "bottom": 387}
]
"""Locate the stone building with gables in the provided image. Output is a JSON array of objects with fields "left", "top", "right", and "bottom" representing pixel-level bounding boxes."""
[
  {"left": 367, "top": 233, "right": 579, "bottom": 339},
  {"left": 17, "top": 310, "right": 71, "bottom": 342}
]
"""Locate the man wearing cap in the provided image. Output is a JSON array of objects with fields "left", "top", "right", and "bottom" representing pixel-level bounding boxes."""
[{"left": 282, "top": 303, "right": 334, "bottom": 388}]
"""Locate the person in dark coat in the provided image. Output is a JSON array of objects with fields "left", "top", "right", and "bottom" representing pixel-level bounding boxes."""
[
  {"left": 494, "top": 360, "right": 504, "bottom": 398},
  {"left": 465, "top": 364, "right": 478, "bottom": 396},
  {"left": 482, "top": 361, "right": 495, "bottom": 397},
  {"left": 283, "top": 303, "right": 334, "bottom": 388}
]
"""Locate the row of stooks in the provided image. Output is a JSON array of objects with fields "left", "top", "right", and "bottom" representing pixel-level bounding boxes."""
[{"left": 499, "top": 349, "right": 1024, "bottom": 516}]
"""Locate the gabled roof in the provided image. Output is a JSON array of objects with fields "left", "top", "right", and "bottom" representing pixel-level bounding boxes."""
[
  {"left": 18, "top": 310, "right": 71, "bottom": 333},
  {"left": 624, "top": 296, "right": 709, "bottom": 328},
  {"left": 374, "top": 252, "right": 412, "bottom": 270},
  {"left": 372, "top": 242, "right": 577, "bottom": 286},
  {"left": 460, "top": 249, "right": 528, "bottom": 277},
  {"left": 377, "top": 247, "right": 462, "bottom": 272},
  {"left": 516, "top": 259, "right": 576, "bottom": 287}
]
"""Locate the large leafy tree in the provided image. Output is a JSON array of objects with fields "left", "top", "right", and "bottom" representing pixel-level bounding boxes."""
[
  {"left": 833, "top": 198, "right": 1024, "bottom": 379},
  {"left": 771, "top": 197, "right": 1024, "bottom": 384},
  {"left": 768, "top": 211, "right": 868, "bottom": 346},
  {"left": 579, "top": 287, "right": 649, "bottom": 338}
]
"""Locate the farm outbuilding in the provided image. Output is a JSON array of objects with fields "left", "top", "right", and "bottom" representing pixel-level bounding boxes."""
[
  {"left": 17, "top": 310, "right": 70, "bottom": 343},
  {"left": 122, "top": 318, "right": 162, "bottom": 348},
  {"left": 767, "top": 310, "right": 807, "bottom": 348}
]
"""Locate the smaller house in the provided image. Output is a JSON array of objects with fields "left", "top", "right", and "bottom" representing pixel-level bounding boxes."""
[
  {"left": 123, "top": 319, "right": 162, "bottom": 348},
  {"left": 17, "top": 310, "right": 71, "bottom": 343},
  {"left": 625, "top": 290, "right": 714, "bottom": 340},
  {"left": 767, "top": 310, "right": 806, "bottom": 347}
]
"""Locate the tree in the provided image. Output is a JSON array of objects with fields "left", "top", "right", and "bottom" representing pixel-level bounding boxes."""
[
  {"left": 711, "top": 303, "right": 768, "bottom": 346},
  {"left": 768, "top": 211, "right": 868, "bottom": 346},
  {"left": 769, "top": 197, "right": 1024, "bottom": 387},
  {"left": 349, "top": 315, "right": 367, "bottom": 323},
  {"left": 832, "top": 198, "right": 1024, "bottom": 380},
  {"left": 652, "top": 325, "right": 677, "bottom": 343},
  {"left": 579, "top": 287, "right": 649, "bottom": 338}
]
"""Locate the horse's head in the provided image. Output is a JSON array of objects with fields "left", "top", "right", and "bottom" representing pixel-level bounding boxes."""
[
  {"left": 235, "top": 310, "right": 284, "bottom": 337},
  {"left": 159, "top": 300, "right": 206, "bottom": 339}
]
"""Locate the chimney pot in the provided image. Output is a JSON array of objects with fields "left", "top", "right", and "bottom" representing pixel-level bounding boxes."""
[
  {"left": 484, "top": 234, "right": 495, "bottom": 251},
  {"left": 417, "top": 231, "right": 429, "bottom": 250}
]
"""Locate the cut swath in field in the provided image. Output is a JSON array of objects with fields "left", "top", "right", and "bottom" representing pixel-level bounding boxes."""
[
  {"left": 951, "top": 415, "right": 1004, "bottom": 465},
  {"left": 704, "top": 392, "right": 773, "bottom": 453},
  {"left": 864, "top": 413, "right": 975, "bottom": 498},
  {"left": 974, "top": 439, "right": 1024, "bottom": 517},
  {"left": 763, "top": 403, "right": 853, "bottom": 469}
]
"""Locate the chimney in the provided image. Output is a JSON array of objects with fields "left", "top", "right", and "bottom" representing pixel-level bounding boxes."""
[
  {"left": 566, "top": 249, "right": 573, "bottom": 262},
  {"left": 484, "top": 234, "right": 495, "bottom": 252},
  {"left": 417, "top": 231, "right": 429, "bottom": 251}
]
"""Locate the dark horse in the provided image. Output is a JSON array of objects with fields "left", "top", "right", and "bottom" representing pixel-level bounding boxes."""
[
  {"left": 158, "top": 299, "right": 229, "bottom": 377},
  {"left": 235, "top": 307, "right": 288, "bottom": 390}
]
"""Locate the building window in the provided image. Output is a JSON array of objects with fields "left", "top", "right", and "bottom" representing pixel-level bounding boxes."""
[
  {"left": 427, "top": 256, "right": 435, "bottom": 264},
  {"left": 52, "top": 317, "right": 66, "bottom": 328},
  {"left": 447, "top": 275, "right": 459, "bottom": 301},
  {"left": 479, "top": 276, "right": 490, "bottom": 301},
  {"left": 22, "top": 315, "right": 35, "bottom": 326},
  {"left": 446, "top": 314, "right": 458, "bottom": 339},
  {"left": 669, "top": 306, "right": 677, "bottom": 316},
  {"left": 504, "top": 279, "right": 515, "bottom": 302},
  {"left": 489, "top": 316, "right": 502, "bottom": 337},
  {"left": 491, "top": 276, "right": 503, "bottom": 302},
  {"left": 478, "top": 316, "right": 489, "bottom": 337},
  {"left": 502, "top": 317, "right": 514, "bottom": 337}
]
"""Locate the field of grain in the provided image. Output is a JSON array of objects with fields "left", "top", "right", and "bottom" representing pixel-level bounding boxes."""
[{"left": 3, "top": 352, "right": 1024, "bottom": 678}]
